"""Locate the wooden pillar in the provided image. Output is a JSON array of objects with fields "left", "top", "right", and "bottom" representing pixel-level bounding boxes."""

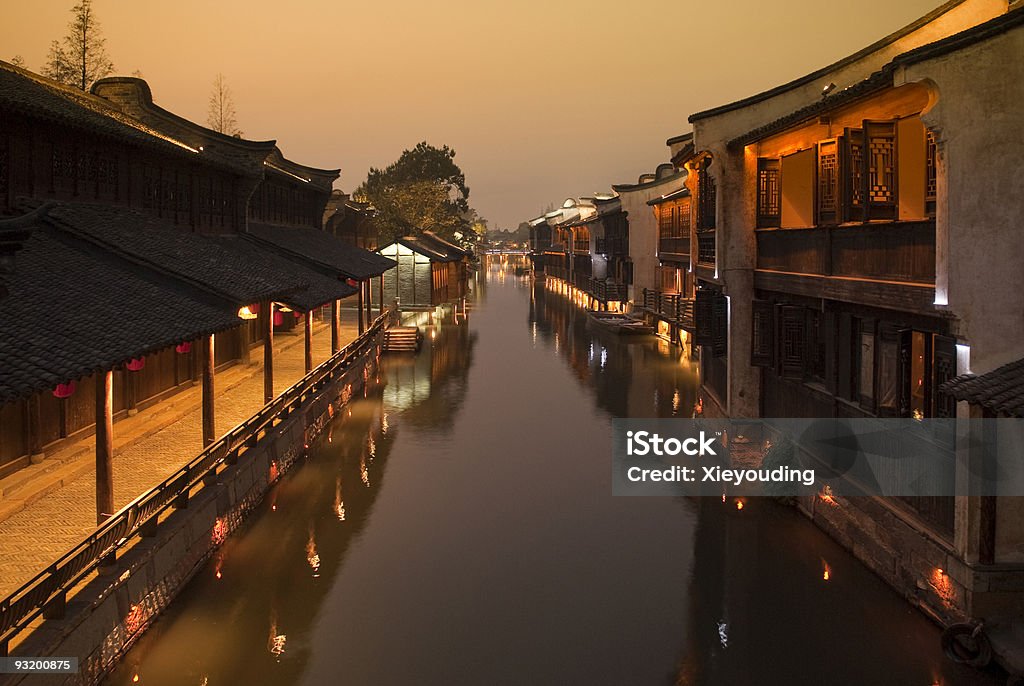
[
  {"left": 379, "top": 275, "right": 385, "bottom": 316},
  {"left": 202, "top": 334, "right": 215, "bottom": 447},
  {"left": 263, "top": 302, "right": 274, "bottom": 404},
  {"left": 304, "top": 311, "right": 313, "bottom": 373},
  {"left": 27, "top": 394, "right": 43, "bottom": 463},
  {"left": 357, "top": 281, "right": 365, "bottom": 335},
  {"left": 331, "top": 300, "right": 341, "bottom": 353},
  {"left": 95, "top": 370, "right": 114, "bottom": 525},
  {"left": 364, "top": 280, "right": 372, "bottom": 325}
]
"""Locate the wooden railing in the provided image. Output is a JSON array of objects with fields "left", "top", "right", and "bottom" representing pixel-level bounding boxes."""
[
  {"left": 0, "top": 309, "right": 396, "bottom": 653},
  {"left": 642, "top": 289, "right": 694, "bottom": 329},
  {"left": 658, "top": 237, "right": 689, "bottom": 257},
  {"left": 756, "top": 220, "right": 935, "bottom": 283},
  {"left": 586, "top": 278, "right": 627, "bottom": 303}
]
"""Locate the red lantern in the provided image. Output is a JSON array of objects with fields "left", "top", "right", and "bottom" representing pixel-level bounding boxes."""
[
  {"left": 53, "top": 381, "right": 77, "bottom": 399},
  {"left": 273, "top": 311, "right": 284, "bottom": 327},
  {"left": 175, "top": 342, "right": 192, "bottom": 354},
  {"left": 346, "top": 278, "right": 358, "bottom": 287},
  {"left": 294, "top": 311, "right": 302, "bottom": 319},
  {"left": 126, "top": 357, "right": 146, "bottom": 372}
]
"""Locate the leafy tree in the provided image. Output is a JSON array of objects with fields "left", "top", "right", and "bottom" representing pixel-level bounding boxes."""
[
  {"left": 42, "top": 0, "right": 114, "bottom": 90},
  {"left": 355, "top": 142, "right": 472, "bottom": 247},
  {"left": 207, "top": 73, "right": 243, "bottom": 136}
]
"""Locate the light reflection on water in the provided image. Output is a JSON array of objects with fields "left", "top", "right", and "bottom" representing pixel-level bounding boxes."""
[{"left": 105, "top": 257, "right": 1000, "bottom": 686}]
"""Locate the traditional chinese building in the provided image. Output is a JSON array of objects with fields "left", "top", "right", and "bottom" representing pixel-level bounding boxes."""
[
  {"left": 375, "top": 231, "right": 470, "bottom": 309},
  {"left": 677, "top": 0, "right": 1023, "bottom": 652}
]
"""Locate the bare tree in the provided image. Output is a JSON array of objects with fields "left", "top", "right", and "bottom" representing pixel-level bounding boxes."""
[
  {"left": 43, "top": 0, "right": 114, "bottom": 90},
  {"left": 10, "top": 55, "right": 25, "bottom": 67},
  {"left": 207, "top": 74, "right": 243, "bottom": 136}
]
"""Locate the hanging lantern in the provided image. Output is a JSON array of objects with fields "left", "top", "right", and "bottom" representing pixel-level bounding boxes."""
[
  {"left": 346, "top": 278, "right": 359, "bottom": 287},
  {"left": 293, "top": 310, "right": 302, "bottom": 319},
  {"left": 175, "top": 342, "right": 192, "bottom": 354},
  {"left": 237, "top": 305, "right": 258, "bottom": 321},
  {"left": 273, "top": 311, "right": 284, "bottom": 327},
  {"left": 126, "top": 357, "right": 146, "bottom": 372},
  {"left": 53, "top": 381, "right": 77, "bottom": 399}
]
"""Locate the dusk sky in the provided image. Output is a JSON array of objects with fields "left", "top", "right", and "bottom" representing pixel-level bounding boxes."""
[{"left": 3, "top": 0, "right": 941, "bottom": 229}]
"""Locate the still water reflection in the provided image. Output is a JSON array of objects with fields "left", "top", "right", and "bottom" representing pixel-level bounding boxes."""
[{"left": 106, "top": 257, "right": 999, "bottom": 685}]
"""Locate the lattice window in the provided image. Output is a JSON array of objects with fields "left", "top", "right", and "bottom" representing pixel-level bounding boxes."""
[
  {"left": 658, "top": 205, "right": 674, "bottom": 238},
  {"left": 864, "top": 121, "right": 898, "bottom": 220},
  {"left": 843, "top": 129, "right": 864, "bottom": 222},
  {"left": 696, "top": 157, "right": 716, "bottom": 232},
  {"left": 697, "top": 233, "right": 715, "bottom": 265},
  {"left": 779, "top": 305, "right": 805, "bottom": 380},
  {"left": 678, "top": 197, "right": 691, "bottom": 235},
  {"left": 751, "top": 300, "right": 774, "bottom": 367},
  {"left": 757, "top": 158, "right": 780, "bottom": 228},
  {"left": 96, "top": 155, "right": 118, "bottom": 194},
  {"left": 52, "top": 146, "right": 76, "bottom": 183},
  {"left": 817, "top": 140, "right": 840, "bottom": 225}
]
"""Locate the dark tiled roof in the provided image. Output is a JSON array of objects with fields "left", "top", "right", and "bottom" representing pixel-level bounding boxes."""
[
  {"left": 206, "top": 234, "right": 357, "bottom": 311},
  {"left": 724, "top": 10, "right": 1024, "bottom": 149},
  {"left": 941, "top": 358, "right": 1024, "bottom": 418},
  {"left": 0, "top": 63, "right": 248, "bottom": 176},
  {"left": 396, "top": 232, "right": 469, "bottom": 263},
  {"left": 648, "top": 187, "right": 691, "bottom": 206},
  {"left": 246, "top": 222, "right": 396, "bottom": 279},
  {"left": 728, "top": 68, "right": 892, "bottom": 149},
  {"left": 0, "top": 223, "right": 241, "bottom": 403},
  {"left": 44, "top": 203, "right": 306, "bottom": 305},
  {"left": 687, "top": 0, "right": 970, "bottom": 123}
]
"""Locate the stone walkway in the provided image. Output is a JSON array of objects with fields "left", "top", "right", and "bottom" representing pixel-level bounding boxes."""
[{"left": 0, "top": 317, "right": 362, "bottom": 598}]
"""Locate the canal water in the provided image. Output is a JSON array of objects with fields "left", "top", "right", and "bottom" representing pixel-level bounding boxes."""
[{"left": 106, "top": 258, "right": 1001, "bottom": 686}]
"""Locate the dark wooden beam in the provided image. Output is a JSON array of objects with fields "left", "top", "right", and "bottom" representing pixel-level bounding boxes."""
[
  {"left": 95, "top": 370, "right": 114, "bottom": 525},
  {"left": 379, "top": 275, "right": 385, "bottom": 316},
  {"left": 202, "top": 333, "right": 215, "bottom": 447},
  {"left": 331, "top": 300, "right": 341, "bottom": 354},
  {"left": 304, "top": 310, "right": 313, "bottom": 373},
  {"left": 264, "top": 302, "right": 274, "bottom": 404}
]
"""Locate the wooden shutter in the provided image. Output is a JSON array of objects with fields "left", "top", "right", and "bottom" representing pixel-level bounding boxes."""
[
  {"left": 694, "top": 289, "right": 714, "bottom": 347},
  {"left": 816, "top": 139, "right": 841, "bottom": 225},
  {"left": 864, "top": 120, "right": 899, "bottom": 221},
  {"left": 751, "top": 300, "right": 775, "bottom": 367},
  {"left": 712, "top": 293, "right": 728, "bottom": 358},
  {"left": 933, "top": 334, "right": 956, "bottom": 419},
  {"left": 756, "top": 158, "right": 781, "bottom": 228},
  {"left": 842, "top": 129, "right": 864, "bottom": 223},
  {"left": 823, "top": 311, "right": 837, "bottom": 394},
  {"left": 778, "top": 305, "right": 805, "bottom": 380}
]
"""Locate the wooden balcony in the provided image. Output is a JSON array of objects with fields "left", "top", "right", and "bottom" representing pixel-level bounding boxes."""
[
  {"left": 642, "top": 289, "right": 694, "bottom": 330},
  {"left": 658, "top": 237, "right": 689, "bottom": 259},
  {"left": 756, "top": 220, "right": 935, "bottom": 283},
  {"left": 755, "top": 220, "right": 936, "bottom": 313}
]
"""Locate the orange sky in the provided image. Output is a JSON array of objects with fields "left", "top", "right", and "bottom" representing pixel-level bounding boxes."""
[{"left": 2, "top": 0, "right": 941, "bottom": 229}]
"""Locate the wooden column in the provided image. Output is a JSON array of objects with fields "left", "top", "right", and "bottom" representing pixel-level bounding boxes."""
[
  {"left": 379, "top": 275, "right": 385, "bottom": 316},
  {"left": 263, "top": 302, "right": 274, "bottom": 404},
  {"left": 27, "top": 394, "right": 43, "bottom": 463},
  {"left": 202, "top": 334, "right": 215, "bottom": 447},
  {"left": 331, "top": 300, "right": 341, "bottom": 354},
  {"left": 357, "top": 281, "right": 365, "bottom": 335},
  {"left": 304, "top": 311, "right": 313, "bottom": 373},
  {"left": 364, "top": 280, "right": 372, "bottom": 325},
  {"left": 95, "top": 370, "right": 114, "bottom": 525}
]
